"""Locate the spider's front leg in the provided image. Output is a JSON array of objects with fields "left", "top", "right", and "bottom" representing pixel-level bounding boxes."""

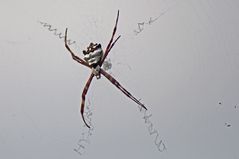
[
  {"left": 100, "top": 68, "right": 147, "bottom": 110},
  {"left": 81, "top": 73, "right": 94, "bottom": 128}
]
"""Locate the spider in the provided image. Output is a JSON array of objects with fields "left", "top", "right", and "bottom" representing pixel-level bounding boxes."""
[{"left": 64, "top": 10, "right": 147, "bottom": 128}]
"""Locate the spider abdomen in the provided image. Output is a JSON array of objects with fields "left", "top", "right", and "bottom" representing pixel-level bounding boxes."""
[{"left": 83, "top": 43, "right": 103, "bottom": 67}]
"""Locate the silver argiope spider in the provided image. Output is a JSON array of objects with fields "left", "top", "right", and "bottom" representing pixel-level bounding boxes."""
[{"left": 64, "top": 10, "right": 147, "bottom": 128}]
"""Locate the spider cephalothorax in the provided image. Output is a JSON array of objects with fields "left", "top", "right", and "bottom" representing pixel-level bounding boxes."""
[{"left": 64, "top": 10, "right": 147, "bottom": 128}]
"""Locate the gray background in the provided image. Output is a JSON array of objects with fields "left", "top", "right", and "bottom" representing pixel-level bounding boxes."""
[{"left": 0, "top": 0, "right": 239, "bottom": 158}]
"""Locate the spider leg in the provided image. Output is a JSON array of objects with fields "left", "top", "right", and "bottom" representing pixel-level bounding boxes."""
[
  {"left": 100, "top": 68, "right": 147, "bottom": 110},
  {"left": 106, "top": 35, "right": 121, "bottom": 57},
  {"left": 101, "top": 10, "right": 120, "bottom": 65},
  {"left": 81, "top": 73, "right": 94, "bottom": 128},
  {"left": 64, "top": 28, "right": 91, "bottom": 68}
]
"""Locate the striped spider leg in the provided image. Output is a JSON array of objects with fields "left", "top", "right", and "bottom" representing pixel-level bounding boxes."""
[
  {"left": 65, "top": 29, "right": 93, "bottom": 128},
  {"left": 100, "top": 69, "right": 147, "bottom": 110},
  {"left": 64, "top": 29, "right": 91, "bottom": 69},
  {"left": 64, "top": 10, "right": 147, "bottom": 128}
]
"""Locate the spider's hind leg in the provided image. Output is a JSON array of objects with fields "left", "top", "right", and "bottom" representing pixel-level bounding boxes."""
[{"left": 64, "top": 28, "right": 90, "bottom": 68}]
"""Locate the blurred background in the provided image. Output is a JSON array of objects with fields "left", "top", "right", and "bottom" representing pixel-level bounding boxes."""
[{"left": 0, "top": 0, "right": 239, "bottom": 158}]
